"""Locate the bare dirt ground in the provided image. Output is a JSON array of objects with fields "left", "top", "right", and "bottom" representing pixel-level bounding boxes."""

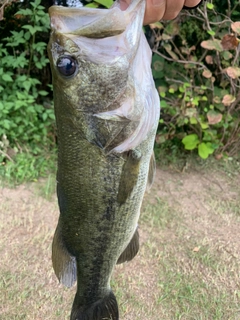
[{"left": 0, "top": 159, "right": 240, "bottom": 320}]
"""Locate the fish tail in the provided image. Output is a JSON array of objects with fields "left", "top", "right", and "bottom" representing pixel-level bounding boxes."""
[{"left": 70, "top": 291, "right": 119, "bottom": 320}]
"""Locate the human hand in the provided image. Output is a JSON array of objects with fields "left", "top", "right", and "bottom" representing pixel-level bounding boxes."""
[{"left": 119, "top": 0, "right": 203, "bottom": 25}]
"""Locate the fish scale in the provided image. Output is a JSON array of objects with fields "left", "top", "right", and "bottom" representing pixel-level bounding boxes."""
[
  {"left": 48, "top": 0, "right": 160, "bottom": 319},
  {"left": 76, "top": 61, "right": 129, "bottom": 111}
]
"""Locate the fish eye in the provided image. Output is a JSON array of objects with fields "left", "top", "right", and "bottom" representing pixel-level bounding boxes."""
[{"left": 56, "top": 55, "right": 78, "bottom": 77}]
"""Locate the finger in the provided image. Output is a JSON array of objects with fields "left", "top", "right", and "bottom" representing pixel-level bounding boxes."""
[
  {"left": 160, "top": 0, "right": 185, "bottom": 21},
  {"left": 119, "top": 0, "right": 131, "bottom": 11},
  {"left": 183, "top": 0, "right": 203, "bottom": 9},
  {"left": 143, "top": 0, "right": 166, "bottom": 25}
]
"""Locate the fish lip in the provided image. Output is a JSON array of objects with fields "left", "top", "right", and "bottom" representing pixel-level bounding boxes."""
[
  {"left": 48, "top": 5, "right": 128, "bottom": 38},
  {"left": 48, "top": 0, "right": 146, "bottom": 38}
]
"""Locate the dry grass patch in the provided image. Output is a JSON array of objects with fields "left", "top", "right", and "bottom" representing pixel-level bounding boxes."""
[{"left": 0, "top": 158, "right": 240, "bottom": 319}]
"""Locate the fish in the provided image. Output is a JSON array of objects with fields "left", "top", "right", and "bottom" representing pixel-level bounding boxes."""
[{"left": 47, "top": 0, "right": 160, "bottom": 319}]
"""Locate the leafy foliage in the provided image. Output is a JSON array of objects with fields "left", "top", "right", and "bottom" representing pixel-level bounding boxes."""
[
  {"left": 151, "top": 0, "right": 240, "bottom": 158},
  {"left": 0, "top": 0, "right": 55, "bottom": 182},
  {"left": 1, "top": 0, "right": 240, "bottom": 186}
]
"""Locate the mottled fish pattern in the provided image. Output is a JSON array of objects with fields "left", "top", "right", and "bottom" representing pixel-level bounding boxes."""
[{"left": 48, "top": 0, "right": 160, "bottom": 319}]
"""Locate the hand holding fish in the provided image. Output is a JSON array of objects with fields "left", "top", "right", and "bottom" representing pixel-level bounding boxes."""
[{"left": 120, "top": 0, "right": 204, "bottom": 24}]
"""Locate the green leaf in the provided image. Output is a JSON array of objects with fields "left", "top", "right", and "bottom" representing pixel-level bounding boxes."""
[
  {"left": 24, "top": 31, "right": 31, "bottom": 41},
  {"left": 22, "top": 81, "right": 32, "bottom": 92},
  {"left": 22, "top": 25, "right": 42, "bottom": 35},
  {"left": 15, "top": 8, "right": 33, "bottom": 15},
  {"left": 16, "top": 91, "right": 28, "bottom": 100},
  {"left": 30, "top": 0, "right": 41, "bottom": 8},
  {"left": 35, "top": 9, "right": 46, "bottom": 16},
  {"left": 42, "top": 112, "right": 48, "bottom": 121},
  {"left": 198, "top": 142, "right": 214, "bottom": 159},
  {"left": 200, "top": 122, "right": 209, "bottom": 129},
  {"left": 160, "top": 92, "right": 166, "bottom": 98},
  {"left": 2, "top": 119, "right": 11, "bottom": 130},
  {"left": 32, "top": 42, "right": 47, "bottom": 51},
  {"left": 93, "top": 0, "right": 113, "bottom": 8},
  {"left": 190, "top": 117, "right": 198, "bottom": 124},
  {"left": 223, "top": 51, "right": 232, "bottom": 61},
  {"left": 2, "top": 74, "right": 13, "bottom": 82},
  {"left": 207, "top": 3, "right": 214, "bottom": 10},
  {"left": 38, "top": 90, "right": 48, "bottom": 96},
  {"left": 15, "top": 100, "right": 28, "bottom": 110},
  {"left": 35, "top": 62, "right": 43, "bottom": 69},
  {"left": 192, "top": 97, "right": 199, "bottom": 106},
  {"left": 85, "top": 2, "right": 99, "bottom": 7},
  {"left": 182, "top": 134, "right": 200, "bottom": 150},
  {"left": 207, "top": 30, "right": 215, "bottom": 36},
  {"left": 160, "top": 100, "right": 168, "bottom": 108}
]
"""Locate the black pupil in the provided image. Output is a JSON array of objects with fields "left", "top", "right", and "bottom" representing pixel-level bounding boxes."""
[{"left": 57, "top": 56, "right": 77, "bottom": 77}]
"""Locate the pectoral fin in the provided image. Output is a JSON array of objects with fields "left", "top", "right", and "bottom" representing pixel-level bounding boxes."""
[
  {"left": 117, "top": 228, "right": 139, "bottom": 264},
  {"left": 147, "top": 152, "right": 156, "bottom": 191},
  {"left": 52, "top": 221, "right": 77, "bottom": 288},
  {"left": 117, "top": 150, "right": 141, "bottom": 204}
]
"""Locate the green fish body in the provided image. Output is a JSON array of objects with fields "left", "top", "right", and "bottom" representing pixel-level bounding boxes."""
[{"left": 48, "top": 0, "right": 160, "bottom": 319}]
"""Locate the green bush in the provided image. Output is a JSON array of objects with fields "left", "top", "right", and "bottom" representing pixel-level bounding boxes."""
[
  {"left": 0, "top": 0, "right": 56, "bottom": 182},
  {"left": 0, "top": 0, "right": 55, "bottom": 154},
  {"left": 1, "top": 0, "right": 239, "bottom": 181},
  {"left": 152, "top": 1, "right": 240, "bottom": 159}
]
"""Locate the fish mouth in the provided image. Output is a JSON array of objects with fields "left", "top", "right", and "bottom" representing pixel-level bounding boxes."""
[
  {"left": 48, "top": 5, "right": 128, "bottom": 38},
  {"left": 48, "top": 0, "right": 145, "bottom": 39}
]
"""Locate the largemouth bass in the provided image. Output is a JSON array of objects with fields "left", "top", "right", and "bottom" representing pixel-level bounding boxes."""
[{"left": 48, "top": 0, "right": 160, "bottom": 319}]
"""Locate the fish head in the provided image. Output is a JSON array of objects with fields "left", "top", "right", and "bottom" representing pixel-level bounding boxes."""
[
  {"left": 48, "top": 25, "right": 132, "bottom": 134},
  {"left": 48, "top": 0, "right": 146, "bottom": 136},
  {"left": 48, "top": 0, "right": 160, "bottom": 152}
]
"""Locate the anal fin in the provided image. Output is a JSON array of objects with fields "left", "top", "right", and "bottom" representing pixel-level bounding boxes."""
[
  {"left": 52, "top": 221, "right": 77, "bottom": 288},
  {"left": 117, "top": 228, "right": 139, "bottom": 264}
]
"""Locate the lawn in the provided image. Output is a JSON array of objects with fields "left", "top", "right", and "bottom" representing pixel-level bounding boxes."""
[{"left": 0, "top": 157, "right": 240, "bottom": 319}]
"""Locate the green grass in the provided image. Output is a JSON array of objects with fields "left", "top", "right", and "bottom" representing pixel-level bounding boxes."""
[
  {"left": 112, "top": 162, "right": 240, "bottom": 319},
  {"left": 0, "top": 148, "right": 57, "bottom": 186},
  {"left": 154, "top": 238, "right": 240, "bottom": 319},
  {"left": 33, "top": 172, "right": 57, "bottom": 200}
]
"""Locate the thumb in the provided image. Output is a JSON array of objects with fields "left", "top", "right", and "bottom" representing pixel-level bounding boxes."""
[{"left": 119, "top": 0, "right": 131, "bottom": 10}]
